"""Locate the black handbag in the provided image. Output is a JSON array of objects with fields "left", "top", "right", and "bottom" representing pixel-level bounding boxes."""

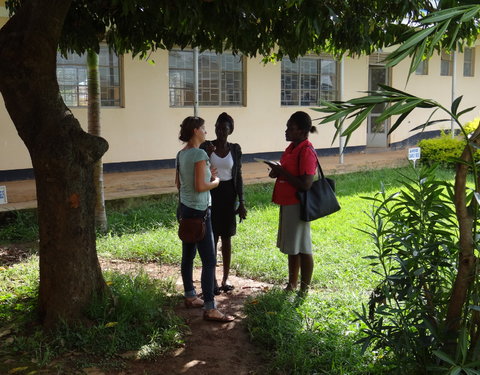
[{"left": 296, "top": 147, "right": 340, "bottom": 221}]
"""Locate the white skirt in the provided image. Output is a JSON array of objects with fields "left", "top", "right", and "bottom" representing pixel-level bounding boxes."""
[{"left": 277, "top": 204, "right": 312, "bottom": 255}]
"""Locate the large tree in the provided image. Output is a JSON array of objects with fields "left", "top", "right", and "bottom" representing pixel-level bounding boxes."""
[{"left": 0, "top": 0, "right": 434, "bottom": 328}]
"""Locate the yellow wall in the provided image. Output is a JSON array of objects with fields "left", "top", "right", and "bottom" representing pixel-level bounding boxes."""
[{"left": 1, "top": 42, "right": 479, "bottom": 174}]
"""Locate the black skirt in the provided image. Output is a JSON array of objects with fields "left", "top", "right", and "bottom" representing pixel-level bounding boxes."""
[{"left": 210, "top": 180, "right": 236, "bottom": 237}]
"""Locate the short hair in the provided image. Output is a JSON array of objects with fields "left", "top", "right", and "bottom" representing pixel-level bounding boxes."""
[
  {"left": 179, "top": 116, "right": 205, "bottom": 142},
  {"left": 288, "top": 111, "right": 317, "bottom": 134},
  {"left": 215, "top": 112, "right": 234, "bottom": 134}
]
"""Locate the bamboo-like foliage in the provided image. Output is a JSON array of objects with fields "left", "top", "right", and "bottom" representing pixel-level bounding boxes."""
[{"left": 313, "top": 5, "right": 480, "bottom": 370}]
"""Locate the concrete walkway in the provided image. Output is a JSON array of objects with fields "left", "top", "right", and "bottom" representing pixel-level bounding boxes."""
[{"left": 0, "top": 149, "right": 410, "bottom": 212}]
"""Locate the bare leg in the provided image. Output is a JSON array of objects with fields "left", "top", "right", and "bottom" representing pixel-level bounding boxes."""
[
  {"left": 299, "top": 253, "right": 314, "bottom": 292},
  {"left": 220, "top": 235, "right": 232, "bottom": 286},
  {"left": 286, "top": 254, "right": 300, "bottom": 291}
]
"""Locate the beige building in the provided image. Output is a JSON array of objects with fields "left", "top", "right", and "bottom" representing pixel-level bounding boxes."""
[{"left": 1, "top": 4, "right": 479, "bottom": 181}]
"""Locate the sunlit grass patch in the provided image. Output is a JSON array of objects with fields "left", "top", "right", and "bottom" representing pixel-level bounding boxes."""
[{"left": 244, "top": 289, "right": 393, "bottom": 374}]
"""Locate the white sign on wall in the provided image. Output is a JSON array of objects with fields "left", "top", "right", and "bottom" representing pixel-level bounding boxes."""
[
  {"left": 408, "top": 147, "right": 421, "bottom": 168},
  {"left": 0, "top": 186, "right": 7, "bottom": 204}
]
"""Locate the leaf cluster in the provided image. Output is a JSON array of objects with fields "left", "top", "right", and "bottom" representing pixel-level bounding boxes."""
[
  {"left": 6, "top": 0, "right": 435, "bottom": 59},
  {"left": 385, "top": 4, "right": 480, "bottom": 75},
  {"left": 355, "top": 165, "right": 461, "bottom": 371}
]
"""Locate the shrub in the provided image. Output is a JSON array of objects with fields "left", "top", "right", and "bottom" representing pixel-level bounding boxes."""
[
  {"left": 419, "top": 119, "right": 480, "bottom": 167},
  {"left": 355, "top": 165, "right": 480, "bottom": 373}
]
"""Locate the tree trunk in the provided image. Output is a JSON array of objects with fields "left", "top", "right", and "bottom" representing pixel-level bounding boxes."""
[
  {"left": 0, "top": 0, "right": 108, "bottom": 329},
  {"left": 446, "top": 130, "right": 480, "bottom": 339},
  {"left": 87, "top": 49, "right": 108, "bottom": 232}
]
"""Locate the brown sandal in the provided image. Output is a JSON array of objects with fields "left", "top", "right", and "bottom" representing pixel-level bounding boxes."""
[
  {"left": 184, "top": 297, "right": 204, "bottom": 308},
  {"left": 203, "top": 309, "right": 234, "bottom": 322}
]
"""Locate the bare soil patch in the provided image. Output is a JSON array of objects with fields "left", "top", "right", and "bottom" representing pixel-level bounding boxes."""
[{"left": 99, "top": 258, "right": 270, "bottom": 375}]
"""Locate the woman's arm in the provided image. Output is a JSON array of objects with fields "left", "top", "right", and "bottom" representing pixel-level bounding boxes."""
[
  {"left": 194, "top": 159, "right": 219, "bottom": 192},
  {"left": 234, "top": 144, "right": 247, "bottom": 220}
]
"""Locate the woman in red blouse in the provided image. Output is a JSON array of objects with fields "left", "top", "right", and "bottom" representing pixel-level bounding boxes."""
[{"left": 266, "top": 111, "right": 318, "bottom": 294}]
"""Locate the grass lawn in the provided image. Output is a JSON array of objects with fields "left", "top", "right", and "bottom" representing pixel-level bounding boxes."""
[{"left": 0, "top": 165, "right": 457, "bottom": 374}]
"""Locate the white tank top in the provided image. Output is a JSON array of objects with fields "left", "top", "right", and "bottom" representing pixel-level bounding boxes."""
[{"left": 210, "top": 151, "right": 233, "bottom": 181}]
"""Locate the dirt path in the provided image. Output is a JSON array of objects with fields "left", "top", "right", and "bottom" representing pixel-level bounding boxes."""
[{"left": 100, "top": 259, "right": 271, "bottom": 375}]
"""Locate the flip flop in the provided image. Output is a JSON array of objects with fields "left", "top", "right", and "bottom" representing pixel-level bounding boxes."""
[
  {"left": 203, "top": 310, "right": 234, "bottom": 322},
  {"left": 221, "top": 284, "right": 235, "bottom": 292}
]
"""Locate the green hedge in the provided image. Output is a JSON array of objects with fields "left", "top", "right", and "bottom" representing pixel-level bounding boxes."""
[{"left": 418, "top": 118, "right": 480, "bottom": 167}]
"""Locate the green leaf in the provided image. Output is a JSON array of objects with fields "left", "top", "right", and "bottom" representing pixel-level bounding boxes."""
[
  {"left": 421, "top": 6, "right": 472, "bottom": 24},
  {"left": 377, "top": 84, "right": 415, "bottom": 97},
  {"left": 349, "top": 96, "right": 390, "bottom": 105},
  {"left": 388, "top": 110, "right": 413, "bottom": 135},
  {"left": 449, "top": 367, "right": 462, "bottom": 375},
  {"left": 433, "top": 350, "right": 456, "bottom": 366},
  {"left": 430, "top": 19, "right": 451, "bottom": 49},
  {"left": 342, "top": 105, "right": 375, "bottom": 136},
  {"left": 411, "top": 118, "right": 450, "bottom": 132},
  {"left": 458, "top": 106, "right": 476, "bottom": 117},
  {"left": 409, "top": 39, "right": 428, "bottom": 74},
  {"left": 460, "top": 6, "right": 480, "bottom": 22},
  {"left": 451, "top": 96, "right": 463, "bottom": 116},
  {"left": 319, "top": 109, "right": 355, "bottom": 124},
  {"left": 396, "top": 26, "right": 436, "bottom": 53},
  {"left": 447, "top": 22, "right": 462, "bottom": 51},
  {"left": 385, "top": 48, "right": 412, "bottom": 68}
]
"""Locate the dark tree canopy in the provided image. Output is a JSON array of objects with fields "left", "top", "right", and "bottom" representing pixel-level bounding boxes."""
[{"left": 7, "top": 0, "right": 436, "bottom": 59}]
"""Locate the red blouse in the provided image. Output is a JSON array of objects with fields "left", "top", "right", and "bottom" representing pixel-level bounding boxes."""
[{"left": 272, "top": 139, "right": 318, "bottom": 205}]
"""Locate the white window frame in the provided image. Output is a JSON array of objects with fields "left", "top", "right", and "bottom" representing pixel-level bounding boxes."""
[
  {"left": 281, "top": 55, "right": 339, "bottom": 106},
  {"left": 415, "top": 59, "right": 429, "bottom": 75},
  {"left": 440, "top": 51, "right": 453, "bottom": 76},
  {"left": 56, "top": 45, "right": 123, "bottom": 107},
  {"left": 464, "top": 47, "right": 475, "bottom": 77},
  {"left": 168, "top": 49, "right": 244, "bottom": 107}
]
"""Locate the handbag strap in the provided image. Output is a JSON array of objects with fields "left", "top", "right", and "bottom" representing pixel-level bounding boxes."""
[{"left": 298, "top": 145, "right": 325, "bottom": 180}]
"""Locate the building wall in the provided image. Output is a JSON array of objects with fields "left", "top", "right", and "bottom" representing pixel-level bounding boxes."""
[{"left": 1, "top": 4, "right": 479, "bottom": 178}]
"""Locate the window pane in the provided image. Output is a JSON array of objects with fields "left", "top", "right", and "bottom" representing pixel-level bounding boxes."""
[
  {"left": 441, "top": 52, "right": 453, "bottom": 76},
  {"left": 415, "top": 60, "right": 428, "bottom": 75},
  {"left": 464, "top": 47, "right": 475, "bottom": 77},
  {"left": 56, "top": 45, "right": 122, "bottom": 107},
  {"left": 169, "top": 49, "right": 244, "bottom": 107},
  {"left": 281, "top": 55, "right": 338, "bottom": 106}
]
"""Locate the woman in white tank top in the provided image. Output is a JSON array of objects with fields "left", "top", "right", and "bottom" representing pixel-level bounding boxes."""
[{"left": 200, "top": 112, "right": 247, "bottom": 294}]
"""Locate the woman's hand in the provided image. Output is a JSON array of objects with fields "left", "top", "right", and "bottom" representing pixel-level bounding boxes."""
[
  {"left": 210, "top": 166, "right": 218, "bottom": 182},
  {"left": 236, "top": 202, "right": 247, "bottom": 222},
  {"left": 205, "top": 141, "right": 216, "bottom": 156},
  {"left": 266, "top": 161, "right": 282, "bottom": 178}
]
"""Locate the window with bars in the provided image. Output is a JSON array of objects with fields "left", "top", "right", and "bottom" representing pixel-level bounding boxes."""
[
  {"left": 281, "top": 56, "right": 338, "bottom": 106},
  {"left": 415, "top": 60, "right": 429, "bottom": 75},
  {"left": 56, "top": 45, "right": 122, "bottom": 107},
  {"left": 440, "top": 52, "right": 453, "bottom": 76},
  {"left": 464, "top": 47, "right": 475, "bottom": 77},
  {"left": 168, "top": 50, "right": 244, "bottom": 107}
]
